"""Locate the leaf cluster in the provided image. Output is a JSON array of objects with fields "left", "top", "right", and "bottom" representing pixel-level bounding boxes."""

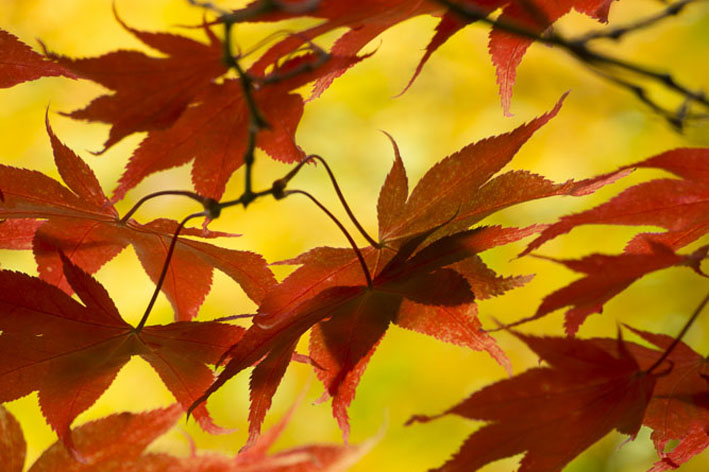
[{"left": 1, "top": 1, "right": 708, "bottom": 471}]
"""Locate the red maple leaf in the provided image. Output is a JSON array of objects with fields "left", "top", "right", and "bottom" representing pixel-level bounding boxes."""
[
  {"left": 231, "top": 391, "right": 377, "bottom": 472},
  {"left": 44, "top": 11, "right": 228, "bottom": 152},
  {"left": 407, "top": 332, "right": 656, "bottom": 472},
  {"left": 515, "top": 242, "right": 709, "bottom": 335},
  {"left": 237, "top": 0, "right": 440, "bottom": 89},
  {"left": 373, "top": 94, "right": 627, "bottom": 245},
  {"left": 522, "top": 148, "right": 709, "bottom": 256},
  {"left": 22, "top": 405, "right": 184, "bottom": 471},
  {"left": 0, "top": 406, "right": 24, "bottom": 472},
  {"left": 621, "top": 327, "right": 709, "bottom": 471},
  {"left": 233, "top": 0, "right": 616, "bottom": 113},
  {"left": 0, "top": 28, "right": 74, "bottom": 88},
  {"left": 199, "top": 225, "right": 518, "bottom": 447},
  {"left": 509, "top": 147, "right": 709, "bottom": 334},
  {"left": 44, "top": 11, "right": 366, "bottom": 201},
  {"left": 113, "top": 50, "right": 366, "bottom": 201},
  {"left": 0, "top": 254, "right": 244, "bottom": 457},
  {"left": 190, "top": 95, "right": 628, "bottom": 444},
  {"left": 0, "top": 117, "right": 276, "bottom": 321},
  {"left": 2, "top": 398, "right": 372, "bottom": 470},
  {"left": 486, "top": 0, "right": 614, "bottom": 115}
]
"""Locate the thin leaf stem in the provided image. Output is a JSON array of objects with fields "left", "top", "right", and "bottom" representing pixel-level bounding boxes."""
[
  {"left": 306, "top": 155, "right": 380, "bottom": 248},
  {"left": 134, "top": 211, "right": 207, "bottom": 332},
  {"left": 257, "top": 42, "right": 329, "bottom": 85},
  {"left": 210, "top": 313, "right": 257, "bottom": 322},
  {"left": 119, "top": 190, "right": 207, "bottom": 224},
  {"left": 269, "top": 154, "right": 379, "bottom": 247},
  {"left": 286, "top": 189, "right": 373, "bottom": 288},
  {"left": 645, "top": 290, "right": 709, "bottom": 375}
]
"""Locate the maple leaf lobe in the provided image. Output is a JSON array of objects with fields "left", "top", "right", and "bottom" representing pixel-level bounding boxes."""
[
  {"left": 411, "top": 333, "right": 656, "bottom": 472},
  {"left": 45, "top": 13, "right": 228, "bottom": 152},
  {"left": 0, "top": 255, "right": 244, "bottom": 455},
  {"left": 0, "top": 29, "right": 75, "bottom": 88}
]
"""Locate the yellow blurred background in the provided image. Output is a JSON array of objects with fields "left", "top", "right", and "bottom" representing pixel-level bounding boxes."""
[{"left": 1, "top": 0, "right": 708, "bottom": 470}]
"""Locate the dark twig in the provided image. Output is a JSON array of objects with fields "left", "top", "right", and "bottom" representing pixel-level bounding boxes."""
[
  {"left": 285, "top": 189, "right": 373, "bottom": 288},
  {"left": 193, "top": 34, "right": 277, "bottom": 211},
  {"left": 216, "top": 187, "right": 275, "bottom": 211},
  {"left": 437, "top": 0, "right": 709, "bottom": 129},
  {"left": 574, "top": 0, "right": 701, "bottom": 42},
  {"left": 645, "top": 290, "right": 709, "bottom": 375},
  {"left": 217, "top": 0, "right": 321, "bottom": 24},
  {"left": 221, "top": 21, "right": 270, "bottom": 207},
  {"left": 186, "top": 0, "right": 230, "bottom": 16},
  {"left": 187, "top": 0, "right": 271, "bottom": 207},
  {"left": 585, "top": 66, "right": 688, "bottom": 129},
  {"left": 184, "top": 0, "right": 375, "bottom": 286},
  {"left": 134, "top": 211, "right": 207, "bottom": 332},
  {"left": 188, "top": 0, "right": 332, "bottom": 210},
  {"left": 576, "top": 47, "right": 708, "bottom": 107}
]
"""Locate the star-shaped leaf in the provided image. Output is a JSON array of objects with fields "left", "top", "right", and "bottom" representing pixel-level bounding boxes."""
[
  {"left": 408, "top": 332, "right": 656, "bottom": 472},
  {"left": 113, "top": 51, "right": 366, "bottom": 200},
  {"left": 190, "top": 95, "right": 627, "bottom": 444},
  {"left": 624, "top": 327, "right": 709, "bottom": 471},
  {"left": 45, "top": 12, "right": 228, "bottom": 151},
  {"left": 234, "top": 0, "right": 618, "bottom": 113},
  {"left": 0, "top": 255, "right": 244, "bottom": 457},
  {"left": 0, "top": 118, "right": 276, "bottom": 321}
]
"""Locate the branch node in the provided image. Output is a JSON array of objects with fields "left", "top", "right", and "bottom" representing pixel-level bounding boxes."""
[
  {"left": 203, "top": 198, "right": 222, "bottom": 219},
  {"left": 271, "top": 178, "right": 287, "bottom": 199}
]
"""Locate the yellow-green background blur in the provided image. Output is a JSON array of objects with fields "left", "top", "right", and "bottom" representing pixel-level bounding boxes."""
[{"left": 2, "top": 0, "right": 708, "bottom": 470}]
